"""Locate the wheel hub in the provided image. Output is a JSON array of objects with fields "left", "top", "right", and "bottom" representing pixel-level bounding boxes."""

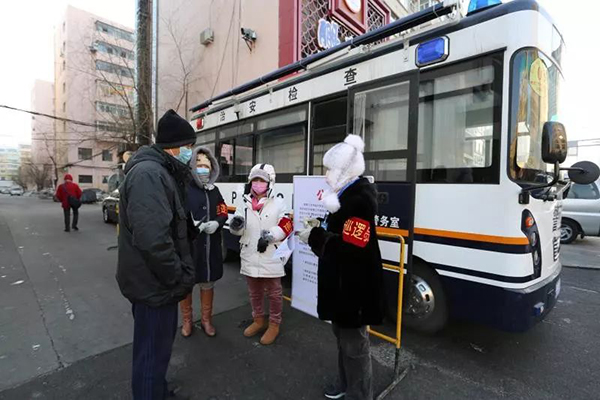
[
  {"left": 560, "top": 225, "right": 573, "bottom": 241},
  {"left": 406, "top": 275, "right": 435, "bottom": 319}
]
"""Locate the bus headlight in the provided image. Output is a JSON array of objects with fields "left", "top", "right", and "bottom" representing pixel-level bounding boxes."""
[{"left": 522, "top": 210, "right": 542, "bottom": 276}]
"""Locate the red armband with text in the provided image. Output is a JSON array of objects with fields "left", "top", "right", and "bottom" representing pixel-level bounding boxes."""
[
  {"left": 216, "top": 202, "right": 228, "bottom": 217},
  {"left": 278, "top": 217, "right": 293, "bottom": 238},
  {"left": 342, "top": 217, "right": 371, "bottom": 248}
]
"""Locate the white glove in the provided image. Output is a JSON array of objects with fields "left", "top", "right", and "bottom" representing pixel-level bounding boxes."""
[
  {"left": 296, "top": 227, "right": 314, "bottom": 244},
  {"left": 303, "top": 218, "right": 321, "bottom": 229},
  {"left": 200, "top": 220, "right": 219, "bottom": 235},
  {"left": 260, "top": 229, "right": 275, "bottom": 243}
]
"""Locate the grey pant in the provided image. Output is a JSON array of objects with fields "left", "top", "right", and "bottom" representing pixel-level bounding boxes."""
[{"left": 332, "top": 323, "right": 373, "bottom": 400}]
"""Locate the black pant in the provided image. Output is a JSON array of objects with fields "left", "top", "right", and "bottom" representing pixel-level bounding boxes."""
[
  {"left": 332, "top": 323, "right": 373, "bottom": 400},
  {"left": 63, "top": 207, "right": 79, "bottom": 230},
  {"left": 132, "top": 302, "right": 178, "bottom": 400}
]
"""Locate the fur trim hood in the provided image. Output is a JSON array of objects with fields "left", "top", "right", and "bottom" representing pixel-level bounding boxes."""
[{"left": 190, "top": 145, "right": 220, "bottom": 189}]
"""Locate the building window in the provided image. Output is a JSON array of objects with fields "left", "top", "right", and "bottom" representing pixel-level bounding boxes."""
[
  {"left": 78, "top": 148, "right": 93, "bottom": 160},
  {"left": 95, "top": 41, "right": 134, "bottom": 60},
  {"left": 95, "top": 60, "right": 132, "bottom": 78},
  {"left": 62, "top": 41, "right": 65, "bottom": 53},
  {"left": 102, "top": 150, "right": 113, "bottom": 161},
  {"left": 95, "top": 21, "right": 134, "bottom": 42},
  {"left": 62, "top": 102, "right": 66, "bottom": 112},
  {"left": 79, "top": 175, "right": 93, "bottom": 184},
  {"left": 62, "top": 22, "right": 65, "bottom": 32},
  {"left": 62, "top": 82, "right": 66, "bottom": 93},
  {"left": 102, "top": 176, "right": 109, "bottom": 184},
  {"left": 62, "top": 60, "right": 66, "bottom": 71},
  {"left": 96, "top": 101, "right": 129, "bottom": 118}
]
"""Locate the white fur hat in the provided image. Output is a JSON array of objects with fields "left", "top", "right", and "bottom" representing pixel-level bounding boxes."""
[
  {"left": 323, "top": 134, "right": 365, "bottom": 191},
  {"left": 248, "top": 163, "right": 276, "bottom": 184}
]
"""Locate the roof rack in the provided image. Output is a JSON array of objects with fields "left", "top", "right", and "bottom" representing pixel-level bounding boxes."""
[{"left": 189, "top": 0, "right": 459, "bottom": 113}]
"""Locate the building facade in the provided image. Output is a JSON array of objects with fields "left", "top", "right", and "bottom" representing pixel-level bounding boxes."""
[
  {"left": 0, "top": 147, "right": 20, "bottom": 187},
  {"left": 30, "top": 80, "right": 55, "bottom": 175},
  {"left": 154, "top": 0, "right": 413, "bottom": 123},
  {"left": 54, "top": 6, "right": 134, "bottom": 190}
]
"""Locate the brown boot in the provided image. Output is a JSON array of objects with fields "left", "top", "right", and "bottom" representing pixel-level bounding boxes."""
[
  {"left": 243, "top": 317, "right": 267, "bottom": 337},
  {"left": 260, "top": 322, "right": 280, "bottom": 345},
  {"left": 180, "top": 294, "right": 193, "bottom": 338},
  {"left": 200, "top": 289, "right": 216, "bottom": 337}
]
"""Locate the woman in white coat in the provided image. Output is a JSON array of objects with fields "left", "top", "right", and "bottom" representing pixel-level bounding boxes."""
[{"left": 229, "top": 163, "right": 292, "bottom": 345}]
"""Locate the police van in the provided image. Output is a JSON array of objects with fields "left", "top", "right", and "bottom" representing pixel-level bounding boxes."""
[{"left": 189, "top": 0, "right": 599, "bottom": 332}]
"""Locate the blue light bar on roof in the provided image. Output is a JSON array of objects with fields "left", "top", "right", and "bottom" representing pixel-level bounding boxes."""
[
  {"left": 416, "top": 37, "right": 449, "bottom": 67},
  {"left": 467, "top": 0, "right": 502, "bottom": 15}
]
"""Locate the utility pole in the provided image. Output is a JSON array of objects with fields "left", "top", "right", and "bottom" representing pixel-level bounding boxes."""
[{"left": 135, "top": 0, "right": 153, "bottom": 146}]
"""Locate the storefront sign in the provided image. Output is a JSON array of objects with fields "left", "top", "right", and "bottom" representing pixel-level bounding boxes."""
[
  {"left": 317, "top": 19, "right": 341, "bottom": 50},
  {"left": 291, "top": 176, "right": 330, "bottom": 318}
]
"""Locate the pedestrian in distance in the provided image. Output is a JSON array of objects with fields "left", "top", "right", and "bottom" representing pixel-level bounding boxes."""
[
  {"left": 180, "top": 145, "right": 228, "bottom": 338},
  {"left": 298, "top": 134, "right": 385, "bottom": 400},
  {"left": 229, "top": 163, "right": 293, "bottom": 345},
  {"left": 55, "top": 173, "right": 82, "bottom": 232},
  {"left": 116, "top": 109, "right": 196, "bottom": 400}
]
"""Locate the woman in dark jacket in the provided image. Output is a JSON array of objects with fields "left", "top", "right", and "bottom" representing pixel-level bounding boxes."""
[
  {"left": 298, "top": 134, "right": 384, "bottom": 400},
  {"left": 180, "top": 146, "right": 228, "bottom": 337}
]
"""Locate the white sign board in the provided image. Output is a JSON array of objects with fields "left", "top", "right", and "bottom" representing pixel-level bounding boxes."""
[{"left": 291, "top": 176, "right": 330, "bottom": 318}]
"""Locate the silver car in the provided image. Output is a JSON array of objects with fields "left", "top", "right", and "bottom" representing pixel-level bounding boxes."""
[{"left": 561, "top": 180, "right": 600, "bottom": 244}]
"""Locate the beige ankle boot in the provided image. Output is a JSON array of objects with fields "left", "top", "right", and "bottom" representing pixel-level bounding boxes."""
[
  {"left": 243, "top": 317, "right": 267, "bottom": 337},
  {"left": 260, "top": 322, "right": 280, "bottom": 345}
]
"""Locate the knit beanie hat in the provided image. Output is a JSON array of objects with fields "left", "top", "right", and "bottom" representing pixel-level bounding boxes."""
[
  {"left": 247, "top": 163, "right": 276, "bottom": 184},
  {"left": 155, "top": 109, "right": 196, "bottom": 149},
  {"left": 321, "top": 134, "right": 365, "bottom": 213}
]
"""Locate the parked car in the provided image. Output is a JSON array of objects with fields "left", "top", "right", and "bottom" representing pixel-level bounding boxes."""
[
  {"left": 561, "top": 179, "right": 600, "bottom": 244},
  {"left": 9, "top": 187, "right": 24, "bottom": 196},
  {"left": 81, "top": 188, "right": 100, "bottom": 204},
  {"left": 102, "top": 190, "right": 119, "bottom": 223},
  {"left": 38, "top": 189, "right": 54, "bottom": 200},
  {"left": 0, "top": 188, "right": 10, "bottom": 194}
]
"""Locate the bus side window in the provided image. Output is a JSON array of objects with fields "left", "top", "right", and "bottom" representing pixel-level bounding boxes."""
[
  {"left": 311, "top": 96, "right": 348, "bottom": 175},
  {"left": 218, "top": 141, "right": 234, "bottom": 180}
]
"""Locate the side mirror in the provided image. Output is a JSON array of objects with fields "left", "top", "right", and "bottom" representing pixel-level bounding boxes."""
[
  {"left": 567, "top": 161, "right": 600, "bottom": 185},
  {"left": 542, "top": 121, "right": 567, "bottom": 164}
]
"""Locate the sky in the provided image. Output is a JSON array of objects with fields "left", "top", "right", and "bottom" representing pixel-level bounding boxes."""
[
  {"left": 0, "top": 0, "right": 135, "bottom": 148},
  {"left": 0, "top": 0, "right": 598, "bottom": 148}
]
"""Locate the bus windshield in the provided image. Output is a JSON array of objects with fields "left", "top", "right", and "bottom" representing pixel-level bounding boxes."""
[{"left": 509, "top": 47, "right": 564, "bottom": 184}]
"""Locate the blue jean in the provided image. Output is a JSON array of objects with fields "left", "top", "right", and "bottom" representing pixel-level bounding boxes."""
[{"left": 131, "top": 302, "right": 178, "bottom": 400}]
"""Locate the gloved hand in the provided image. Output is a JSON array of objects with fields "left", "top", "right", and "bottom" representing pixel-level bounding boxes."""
[
  {"left": 199, "top": 220, "right": 219, "bottom": 235},
  {"left": 260, "top": 229, "right": 275, "bottom": 243},
  {"left": 257, "top": 237, "right": 269, "bottom": 253},
  {"left": 230, "top": 215, "right": 245, "bottom": 231},
  {"left": 303, "top": 218, "right": 321, "bottom": 229},
  {"left": 296, "top": 227, "right": 314, "bottom": 244}
]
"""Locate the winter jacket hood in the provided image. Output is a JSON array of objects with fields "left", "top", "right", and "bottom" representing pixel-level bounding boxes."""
[{"left": 190, "top": 146, "right": 220, "bottom": 189}]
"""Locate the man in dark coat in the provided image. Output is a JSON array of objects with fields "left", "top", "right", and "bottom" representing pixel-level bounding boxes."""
[
  {"left": 55, "top": 174, "right": 82, "bottom": 232},
  {"left": 179, "top": 145, "right": 228, "bottom": 338},
  {"left": 298, "top": 134, "right": 384, "bottom": 400},
  {"left": 116, "top": 109, "right": 196, "bottom": 399}
]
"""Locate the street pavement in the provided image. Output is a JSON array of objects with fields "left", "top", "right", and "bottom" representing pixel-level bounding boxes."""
[
  {"left": 1, "top": 195, "right": 600, "bottom": 399},
  {"left": 561, "top": 237, "right": 600, "bottom": 269}
]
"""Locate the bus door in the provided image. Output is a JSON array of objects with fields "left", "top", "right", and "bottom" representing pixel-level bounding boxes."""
[{"left": 347, "top": 71, "right": 419, "bottom": 315}]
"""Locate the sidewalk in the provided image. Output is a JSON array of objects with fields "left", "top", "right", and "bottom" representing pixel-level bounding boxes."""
[{"left": 1, "top": 298, "right": 510, "bottom": 400}]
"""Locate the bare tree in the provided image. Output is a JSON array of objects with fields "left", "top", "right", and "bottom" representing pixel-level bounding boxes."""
[
  {"left": 11, "top": 167, "right": 30, "bottom": 190},
  {"left": 26, "top": 163, "right": 51, "bottom": 191}
]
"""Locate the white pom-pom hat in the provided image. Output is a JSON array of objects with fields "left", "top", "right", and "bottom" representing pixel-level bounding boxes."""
[
  {"left": 323, "top": 134, "right": 365, "bottom": 191},
  {"left": 321, "top": 134, "right": 365, "bottom": 213}
]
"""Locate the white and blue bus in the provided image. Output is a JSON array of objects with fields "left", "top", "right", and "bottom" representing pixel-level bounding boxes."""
[{"left": 189, "top": 0, "right": 598, "bottom": 333}]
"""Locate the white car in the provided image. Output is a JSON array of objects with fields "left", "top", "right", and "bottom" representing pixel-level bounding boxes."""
[
  {"left": 561, "top": 180, "right": 600, "bottom": 244},
  {"left": 9, "top": 187, "right": 24, "bottom": 196}
]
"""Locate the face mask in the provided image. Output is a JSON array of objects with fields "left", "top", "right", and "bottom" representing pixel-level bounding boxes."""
[
  {"left": 197, "top": 167, "right": 210, "bottom": 184},
  {"left": 171, "top": 146, "right": 192, "bottom": 164},
  {"left": 251, "top": 181, "right": 268, "bottom": 195}
]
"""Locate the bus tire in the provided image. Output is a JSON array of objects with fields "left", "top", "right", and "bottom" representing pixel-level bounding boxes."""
[{"left": 402, "top": 261, "right": 448, "bottom": 334}]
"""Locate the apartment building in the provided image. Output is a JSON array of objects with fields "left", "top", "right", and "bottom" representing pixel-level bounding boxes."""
[
  {"left": 0, "top": 147, "right": 20, "bottom": 187},
  {"left": 54, "top": 6, "right": 134, "bottom": 190},
  {"left": 30, "top": 80, "right": 55, "bottom": 171}
]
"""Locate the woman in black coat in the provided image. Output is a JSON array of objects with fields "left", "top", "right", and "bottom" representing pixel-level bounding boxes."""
[
  {"left": 180, "top": 146, "right": 228, "bottom": 337},
  {"left": 299, "top": 134, "right": 384, "bottom": 400}
]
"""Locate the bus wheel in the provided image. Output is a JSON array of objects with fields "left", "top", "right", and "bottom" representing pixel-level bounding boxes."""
[{"left": 403, "top": 262, "right": 448, "bottom": 334}]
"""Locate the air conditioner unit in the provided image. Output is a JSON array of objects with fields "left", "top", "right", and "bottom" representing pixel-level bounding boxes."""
[{"left": 200, "top": 28, "right": 214, "bottom": 45}]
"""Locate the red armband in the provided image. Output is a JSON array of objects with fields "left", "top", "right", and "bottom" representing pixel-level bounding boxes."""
[
  {"left": 216, "top": 202, "right": 228, "bottom": 217},
  {"left": 342, "top": 217, "right": 371, "bottom": 248},
  {"left": 278, "top": 217, "right": 293, "bottom": 237}
]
